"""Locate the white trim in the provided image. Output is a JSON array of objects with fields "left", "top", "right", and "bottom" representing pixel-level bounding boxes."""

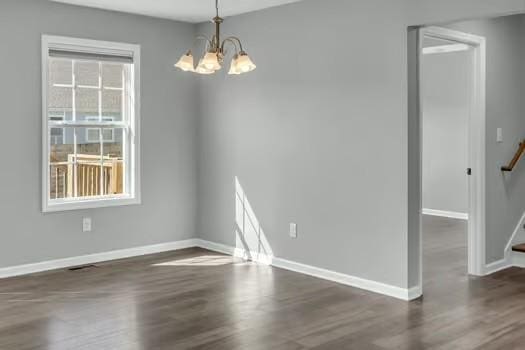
[
  {"left": 484, "top": 257, "right": 512, "bottom": 275},
  {"left": 195, "top": 240, "right": 273, "bottom": 265},
  {"left": 85, "top": 116, "right": 116, "bottom": 143},
  {"left": 504, "top": 210, "right": 525, "bottom": 253},
  {"left": 1, "top": 237, "right": 420, "bottom": 301},
  {"left": 408, "top": 285, "right": 423, "bottom": 300},
  {"left": 271, "top": 257, "right": 417, "bottom": 301},
  {"left": 41, "top": 35, "right": 141, "bottom": 213},
  {"left": 0, "top": 239, "right": 198, "bottom": 279},
  {"left": 422, "top": 208, "right": 468, "bottom": 220},
  {"left": 45, "top": 195, "right": 141, "bottom": 212},
  {"left": 195, "top": 240, "right": 234, "bottom": 256},
  {"left": 416, "top": 27, "right": 487, "bottom": 290},
  {"left": 480, "top": 210, "right": 525, "bottom": 274},
  {"left": 194, "top": 239, "right": 418, "bottom": 301},
  {"left": 512, "top": 251, "right": 525, "bottom": 268},
  {"left": 44, "top": 35, "right": 138, "bottom": 59},
  {"left": 422, "top": 43, "right": 470, "bottom": 55}
]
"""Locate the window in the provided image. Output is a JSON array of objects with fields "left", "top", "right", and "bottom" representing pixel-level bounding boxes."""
[
  {"left": 49, "top": 114, "right": 65, "bottom": 145},
  {"left": 42, "top": 35, "right": 141, "bottom": 212},
  {"left": 86, "top": 117, "right": 115, "bottom": 143}
]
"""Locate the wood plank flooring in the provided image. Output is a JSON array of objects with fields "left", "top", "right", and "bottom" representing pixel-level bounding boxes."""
[{"left": 1, "top": 216, "right": 525, "bottom": 349}]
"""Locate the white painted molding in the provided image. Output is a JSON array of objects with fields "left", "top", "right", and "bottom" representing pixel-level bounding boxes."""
[
  {"left": 482, "top": 210, "right": 525, "bottom": 273},
  {"left": 41, "top": 35, "right": 141, "bottom": 213},
  {"left": 271, "top": 256, "right": 418, "bottom": 301},
  {"left": 407, "top": 285, "right": 423, "bottom": 301},
  {"left": 482, "top": 209, "right": 525, "bottom": 275},
  {"left": 195, "top": 239, "right": 273, "bottom": 265},
  {"left": 419, "top": 26, "right": 486, "bottom": 278},
  {"left": 504, "top": 211, "right": 525, "bottom": 253},
  {"left": 0, "top": 239, "right": 198, "bottom": 279},
  {"left": 0, "top": 238, "right": 427, "bottom": 301},
  {"left": 479, "top": 209, "right": 525, "bottom": 275},
  {"left": 512, "top": 251, "right": 525, "bottom": 268},
  {"left": 194, "top": 239, "right": 234, "bottom": 256},
  {"left": 195, "top": 239, "right": 418, "bottom": 301},
  {"left": 422, "top": 208, "right": 468, "bottom": 220},
  {"left": 422, "top": 43, "right": 470, "bottom": 55},
  {"left": 484, "top": 258, "right": 512, "bottom": 275}
]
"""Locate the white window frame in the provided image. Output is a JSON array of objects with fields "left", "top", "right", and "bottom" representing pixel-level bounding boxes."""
[
  {"left": 86, "top": 116, "right": 115, "bottom": 143},
  {"left": 42, "top": 35, "right": 141, "bottom": 212},
  {"left": 49, "top": 113, "right": 65, "bottom": 145}
]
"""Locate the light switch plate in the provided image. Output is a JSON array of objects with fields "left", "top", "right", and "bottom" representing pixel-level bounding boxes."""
[
  {"left": 497, "top": 128, "right": 503, "bottom": 143},
  {"left": 289, "top": 223, "right": 297, "bottom": 238},
  {"left": 83, "top": 217, "right": 92, "bottom": 232}
]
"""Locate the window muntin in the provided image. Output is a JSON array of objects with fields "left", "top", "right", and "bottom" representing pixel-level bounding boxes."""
[
  {"left": 86, "top": 117, "right": 116, "bottom": 143},
  {"left": 43, "top": 36, "right": 140, "bottom": 211}
]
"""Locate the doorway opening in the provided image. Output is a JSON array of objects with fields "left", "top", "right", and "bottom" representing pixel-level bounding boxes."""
[{"left": 414, "top": 26, "right": 486, "bottom": 296}]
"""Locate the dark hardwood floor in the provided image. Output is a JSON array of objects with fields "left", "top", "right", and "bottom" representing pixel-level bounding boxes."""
[{"left": 2, "top": 217, "right": 525, "bottom": 349}]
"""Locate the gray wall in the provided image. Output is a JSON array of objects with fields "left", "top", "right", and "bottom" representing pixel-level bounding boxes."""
[
  {"left": 446, "top": 16, "right": 525, "bottom": 263},
  {"left": 196, "top": 0, "right": 525, "bottom": 289},
  {"left": 197, "top": 0, "right": 410, "bottom": 288},
  {"left": 421, "top": 50, "right": 469, "bottom": 214},
  {"left": 0, "top": 0, "right": 199, "bottom": 268}
]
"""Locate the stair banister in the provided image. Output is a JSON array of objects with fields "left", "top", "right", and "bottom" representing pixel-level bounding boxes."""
[{"left": 502, "top": 140, "right": 525, "bottom": 172}]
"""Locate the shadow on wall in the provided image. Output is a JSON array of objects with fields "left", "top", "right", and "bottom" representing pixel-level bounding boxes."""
[{"left": 235, "top": 177, "right": 274, "bottom": 264}]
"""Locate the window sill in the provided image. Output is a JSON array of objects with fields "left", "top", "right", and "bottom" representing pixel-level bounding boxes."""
[{"left": 43, "top": 195, "right": 141, "bottom": 213}]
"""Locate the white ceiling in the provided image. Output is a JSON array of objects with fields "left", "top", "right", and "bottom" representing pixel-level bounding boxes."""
[{"left": 51, "top": 0, "right": 305, "bottom": 23}]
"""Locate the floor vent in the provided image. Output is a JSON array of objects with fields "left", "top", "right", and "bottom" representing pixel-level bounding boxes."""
[{"left": 68, "top": 264, "right": 98, "bottom": 271}]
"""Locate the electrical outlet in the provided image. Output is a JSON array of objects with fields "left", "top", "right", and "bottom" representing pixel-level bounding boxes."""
[
  {"left": 289, "top": 223, "right": 297, "bottom": 238},
  {"left": 83, "top": 217, "right": 92, "bottom": 232}
]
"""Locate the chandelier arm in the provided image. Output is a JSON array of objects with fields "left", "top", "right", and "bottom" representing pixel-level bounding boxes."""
[
  {"left": 194, "top": 35, "right": 211, "bottom": 46},
  {"left": 191, "top": 35, "right": 212, "bottom": 54},
  {"left": 222, "top": 36, "right": 245, "bottom": 52},
  {"left": 220, "top": 38, "right": 239, "bottom": 56}
]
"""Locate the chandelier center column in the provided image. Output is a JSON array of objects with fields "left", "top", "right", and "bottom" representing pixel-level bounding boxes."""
[{"left": 213, "top": 16, "right": 223, "bottom": 53}]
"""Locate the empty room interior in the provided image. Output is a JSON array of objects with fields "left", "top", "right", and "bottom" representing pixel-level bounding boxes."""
[{"left": 4, "top": 0, "right": 525, "bottom": 349}]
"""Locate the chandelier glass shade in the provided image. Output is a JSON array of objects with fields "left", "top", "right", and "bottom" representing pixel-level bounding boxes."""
[{"left": 174, "top": 0, "right": 256, "bottom": 75}]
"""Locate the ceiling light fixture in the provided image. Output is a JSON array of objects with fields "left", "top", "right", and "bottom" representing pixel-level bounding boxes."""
[{"left": 174, "top": 0, "right": 256, "bottom": 75}]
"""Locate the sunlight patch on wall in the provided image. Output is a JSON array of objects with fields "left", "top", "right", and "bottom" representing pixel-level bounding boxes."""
[{"left": 235, "top": 177, "right": 274, "bottom": 265}]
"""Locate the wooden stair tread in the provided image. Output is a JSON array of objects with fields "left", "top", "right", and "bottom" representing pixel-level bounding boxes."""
[{"left": 512, "top": 244, "right": 525, "bottom": 253}]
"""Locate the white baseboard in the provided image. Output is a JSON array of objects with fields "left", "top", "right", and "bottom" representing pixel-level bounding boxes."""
[
  {"left": 504, "top": 211, "right": 525, "bottom": 253},
  {"left": 408, "top": 285, "right": 423, "bottom": 300},
  {"left": 272, "top": 256, "right": 419, "bottom": 301},
  {"left": 512, "top": 251, "right": 525, "bottom": 268},
  {"left": 0, "top": 238, "right": 422, "bottom": 301},
  {"left": 195, "top": 239, "right": 274, "bottom": 265},
  {"left": 484, "top": 257, "right": 512, "bottom": 275},
  {"left": 484, "top": 210, "right": 525, "bottom": 273},
  {"left": 194, "top": 239, "right": 234, "bottom": 256},
  {"left": 195, "top": 239, "right": 418, "bottom": 301},
  {"left": 422, "top": 208, "right": 468, "bottom": 220},
  {"left": 0, "top": 239, "right": 198, "bottom": 279}
]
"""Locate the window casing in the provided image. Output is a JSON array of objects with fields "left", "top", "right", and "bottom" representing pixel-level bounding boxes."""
[{"left": 42, "top": 35, "right": 140, "bottom": 212}]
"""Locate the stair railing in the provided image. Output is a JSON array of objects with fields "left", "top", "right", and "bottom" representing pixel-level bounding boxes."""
[{"left": 502, "top": 140, "right": 525, "bottom": 172}]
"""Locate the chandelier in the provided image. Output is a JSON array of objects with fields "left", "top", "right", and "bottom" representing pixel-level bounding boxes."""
[{"left": 174, "top": 0, "right": 256, "bottom": 75}]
